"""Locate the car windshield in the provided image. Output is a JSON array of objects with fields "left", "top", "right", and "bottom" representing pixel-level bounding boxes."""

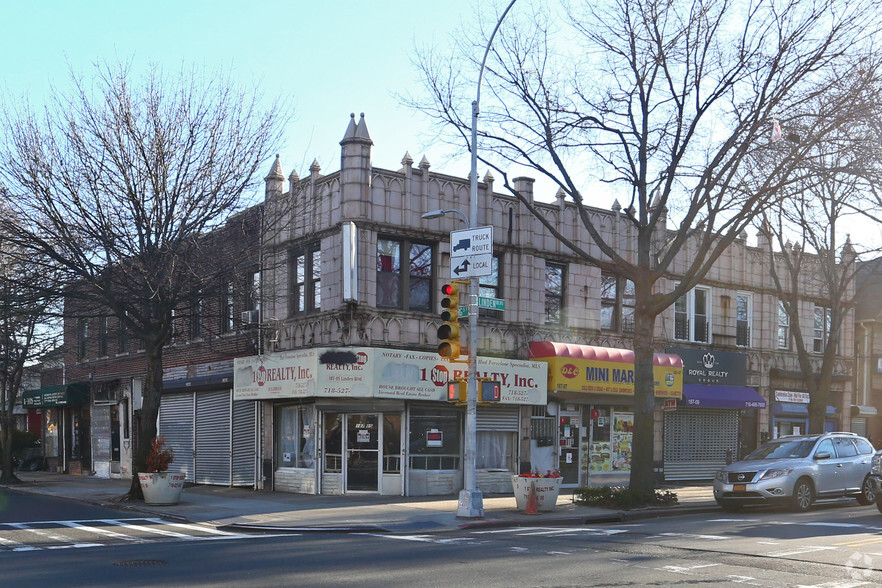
[{"left": 744, "top": 438, "right": 817, "bottom": 460}]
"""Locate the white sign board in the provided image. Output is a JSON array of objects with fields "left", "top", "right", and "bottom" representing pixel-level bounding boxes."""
[
  {"left": 234, "top": 347, "right": 548, "bottom": 405},
  {"left": 449, "top": 226, "right": 493, "bottom": 278}
]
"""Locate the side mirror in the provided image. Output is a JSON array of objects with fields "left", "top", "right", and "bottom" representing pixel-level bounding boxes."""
[{"left": 814, "top": 451, "right": 832, "bottom": 460}]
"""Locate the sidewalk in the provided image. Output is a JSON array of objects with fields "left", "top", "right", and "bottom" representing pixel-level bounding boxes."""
[{"left": 3, "top": 472, "right": 720, "bottom": 534}]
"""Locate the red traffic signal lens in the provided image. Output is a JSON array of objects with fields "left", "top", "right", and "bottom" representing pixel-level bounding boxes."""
[{"left": 442, "top": 284, "right": 454, "bottom": 296}]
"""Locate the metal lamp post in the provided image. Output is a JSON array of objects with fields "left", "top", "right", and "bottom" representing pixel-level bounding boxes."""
[{"left": 457, "top": 0, "right": 518, "bottom": 519}]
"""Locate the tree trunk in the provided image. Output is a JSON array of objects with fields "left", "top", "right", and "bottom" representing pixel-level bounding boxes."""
[
  {"left": 629, "top": 307, "right": 657, "bottom": 493},
  {"left": 0, "top": 419, "right": 19, "bottom": 484},
  {"left": 126, "top": 338, "right": 164, "bottom": 500},
  {"left": 807, "top": 397, "right": 828, "bottom": 435}
]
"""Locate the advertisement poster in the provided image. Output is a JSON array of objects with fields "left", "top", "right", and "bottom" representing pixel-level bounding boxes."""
[
  {"left": 589, "top": 441, "right": 612, "bottom": 473},
  {"left": 611, "top": 412, "right": 633, "bottom": 472}
]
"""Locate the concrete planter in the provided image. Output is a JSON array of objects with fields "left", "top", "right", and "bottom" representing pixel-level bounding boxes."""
[
  {"left": 138, "top": 472, "right": 185, "bottom": 505},
  {"left": 511, "top": 475, "right": 562, "bottom": 512}
]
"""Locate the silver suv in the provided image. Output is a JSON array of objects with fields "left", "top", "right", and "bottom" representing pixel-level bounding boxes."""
[{"left": 713, "top": 432, "right": 877, "bottom": 512}]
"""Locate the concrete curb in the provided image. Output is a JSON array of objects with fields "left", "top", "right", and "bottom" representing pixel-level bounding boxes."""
[{"left": 218, "top": 523, "right": 390, "bottom": 534}]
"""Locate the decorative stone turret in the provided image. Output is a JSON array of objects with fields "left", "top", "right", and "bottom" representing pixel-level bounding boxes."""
[
  {"left": 757, "top": 219, "right": 773, "bottom": 252},
  {"left": 340, "top": 113, "right": 373, "bottom": 218},
  {"left": 265, "top": 154, "right": 284, "bottom": 199},
  {"left": 513, "top": 176, "right": 535, "bottom": 205}
]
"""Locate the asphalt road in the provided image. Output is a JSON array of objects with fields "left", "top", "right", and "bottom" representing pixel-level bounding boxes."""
[{"left": 5, "top": 489, "right": 882, "bottom": 586}]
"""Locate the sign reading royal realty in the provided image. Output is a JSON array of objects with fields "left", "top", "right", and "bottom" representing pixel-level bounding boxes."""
[
  {"left": 233, "top": 347, "right": 547, "bottom": 405},
  {"left": 667, "top": 347, "right": 747, "bottom": 386}
]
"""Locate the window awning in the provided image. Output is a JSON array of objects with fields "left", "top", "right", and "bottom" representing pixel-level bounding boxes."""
[
  {"left": 20, "top": 383, "right": 89, "bottom": 408},
  {"left": 681, "top": 384, "right": 766, "bottom": 409},
  {"left": 529, "top": 341, "right": 682, "bottom": 398},
  {"left": 772, "top": 403, "right": 837, "bottom": 417}
]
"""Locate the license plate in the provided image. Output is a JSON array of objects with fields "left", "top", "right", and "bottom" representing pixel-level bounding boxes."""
[{"left": 733, "top": 484, "right": 746, "bottom": 492}]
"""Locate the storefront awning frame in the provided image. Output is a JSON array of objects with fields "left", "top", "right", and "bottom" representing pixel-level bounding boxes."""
[
  {"left": 20, "top": 383, "right": 90, "bottom": 408},
  {"left": 680, "top": 384, "right": 766, "bottom": 409}
]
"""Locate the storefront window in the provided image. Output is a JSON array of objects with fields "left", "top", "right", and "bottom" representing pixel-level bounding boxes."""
[
  {"left": 476, "top": 431, "right": 516, "bottom": 470},
  {"left": 409, "top": 408, "right": 461, "bottom": 470},
  {"left": 71, "top": 412, "right": 82, "bottom": 460},
  {"left": 587, "top": 406, "right": 632, "bottom": 474},
  {"left": 44, "top": 409, "right": 59, "bottom": 458},
  {"left": 275, "top": 405, "right": 315, "bottom": 469}
]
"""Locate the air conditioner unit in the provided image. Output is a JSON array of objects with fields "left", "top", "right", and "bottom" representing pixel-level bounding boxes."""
[{"left": 241, "top": 310, "right": 260, "bottom": 324}]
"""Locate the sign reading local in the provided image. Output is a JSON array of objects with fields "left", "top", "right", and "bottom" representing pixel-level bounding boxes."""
[{"left": 449, "top": 226, "right": 493, "bottom": 278}]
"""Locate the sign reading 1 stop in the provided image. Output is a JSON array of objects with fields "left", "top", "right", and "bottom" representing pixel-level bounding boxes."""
[{"left": 449, "top": 226, "right": 493, "bottom": 278}]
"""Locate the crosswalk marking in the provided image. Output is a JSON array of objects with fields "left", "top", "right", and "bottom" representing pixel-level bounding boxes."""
[
  {"left": 57, "top": 521, "right": 147, "bottom": 543},
  {"left": 0, "top": 518, "right": 287, "bottom": 553}
]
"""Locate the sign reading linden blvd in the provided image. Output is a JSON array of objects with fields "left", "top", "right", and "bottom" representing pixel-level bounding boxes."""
[{"left": 234, "top": 347, "right": 547, "bottom": 405}]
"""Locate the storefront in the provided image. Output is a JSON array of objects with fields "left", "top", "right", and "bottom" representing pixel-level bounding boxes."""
[
  {"left": 664, "top": 348, "right": 766, "bottom": 481},
  {"left": 771, "top": 390, "right": 839, "bottom": 437},
  {"left": 20, "top": 383, "right": 90, "bottom": 474},
  {"left": 529, "top": 341, "right": 683, "bottom": 488},
  {"left": 159, "top": 373, "right": 258, "bottom": 487},
  {"left": 233, "top": 347, "right": 547, "bottom": 496}
]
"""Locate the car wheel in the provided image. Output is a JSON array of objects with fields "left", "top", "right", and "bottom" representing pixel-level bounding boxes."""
[
  {"left": 790, "top": 478, "right": 814, "bottom": 512},
  {"left": 857, "top": 476, "right": 876, "bottom": 505}
]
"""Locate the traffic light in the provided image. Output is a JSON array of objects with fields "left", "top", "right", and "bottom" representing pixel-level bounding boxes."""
[
  {"left": 437, "top": 282, "right": 461, "bottom": 358},
  {"left": 480, "top": 380, "right": 501, "bottom": 402}
]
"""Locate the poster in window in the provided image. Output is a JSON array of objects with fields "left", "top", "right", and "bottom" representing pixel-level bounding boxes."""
[{"left": 611, "top": 412, "right": 633, "bottom": 472}]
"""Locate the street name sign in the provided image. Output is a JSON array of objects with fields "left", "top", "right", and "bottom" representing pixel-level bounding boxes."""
[
  {"left": 449, "top": 226, "right": 493, "bottom": 278},
  {"left": 457, "top": 297, "right": 505, "bottom": 316}
]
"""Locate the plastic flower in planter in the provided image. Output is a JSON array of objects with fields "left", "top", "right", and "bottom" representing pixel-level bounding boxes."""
[
  {"left": 518, "top": 469, "right": 561, "bottom": 478},
  {"left": 145, "top": 437, "right": 174, "bottom": 473}
]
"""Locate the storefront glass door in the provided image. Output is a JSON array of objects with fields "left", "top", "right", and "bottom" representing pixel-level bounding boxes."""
[
  {"left": 558, "top": 412, "right": 581, "bottom": 485},
  {"left": 345, "top": 414, "right": 380, "bottom": 492}
]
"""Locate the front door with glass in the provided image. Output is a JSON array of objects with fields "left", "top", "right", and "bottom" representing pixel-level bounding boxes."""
[{"left": 345, "top": 414, "right": 380, "bottom": 492}]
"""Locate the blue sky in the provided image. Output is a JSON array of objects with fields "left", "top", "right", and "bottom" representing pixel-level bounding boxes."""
[{"left": 1, "top": 0, "right": 487, "bottom": 193}]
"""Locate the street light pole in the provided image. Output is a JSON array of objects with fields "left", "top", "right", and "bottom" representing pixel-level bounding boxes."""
[{"left": 458, "top": 0, "right": 518, "bottom": 519}]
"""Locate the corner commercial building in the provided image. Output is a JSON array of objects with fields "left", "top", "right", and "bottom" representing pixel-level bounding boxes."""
[{"left": 38, "top": 113, "right": 857, "bottom": 494}]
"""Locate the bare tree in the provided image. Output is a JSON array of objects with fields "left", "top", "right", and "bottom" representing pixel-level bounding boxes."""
[
  {"left": 0, "top": 204, "right": 62, "bottom": 483},
  {"left": 0, "top": 61, "right": 286, "bottom": 497},
  {"left": 411, "top": 0, "right": 882, "bottom": 490},
  {"left": 761, "top": 126, "right": 882, "bottom": 435}
]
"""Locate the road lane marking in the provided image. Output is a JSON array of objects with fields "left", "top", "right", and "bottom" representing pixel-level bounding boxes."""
[
  {"left": 769, "top": 546, "right": 838, "bottom": 557},
  {"left": 834, "top": 536, "right": 882, "bottom": 547},
  {"left": 658, "top": 563, "right": 720, "bottom": 575},
  {"left": 658, "top": 532, "right": 729, "bottom": 540}
]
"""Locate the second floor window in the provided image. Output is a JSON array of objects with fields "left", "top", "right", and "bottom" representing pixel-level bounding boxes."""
[
  {"left": 191, "top": 296, "right": 204, "bottom": 340},
  {"left": 77, "top": 318, "right": 88, "bottom": 360},
  {"left": 778, "top": 301, "right": 790, "bottom": 349},
  {"left": 118, "top": 313, "right": 129, "bottom": 353},
  {"left": 97, "top": 316, "right": 108, "bottom": 356},
  {"left": 736, "top": 293, "right": 752, "bottom": 347},
  {"left": 291, "top": 244, "right": 321, "bottom": 315},
  {"left": 674, "top": 286, "right": 710, "bottom": 343},
  {"left": 376, "top": 237, "right": 432, "bottom": 311},
  {"left": 221, "top": 281, "right": 234, "bottom": 333},
  {"left": 814, "top": 305, "right": 831, "bottom": 353},
  {"left": 600, "top": 272, "right": 635, "bottom": 332},
  {"left": 545, "top": 262, "right": 566, "bottom": 325}
]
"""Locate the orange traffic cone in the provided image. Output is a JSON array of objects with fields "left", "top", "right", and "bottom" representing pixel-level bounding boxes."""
[{"left": 524, "top": 480, "right": 539, "bottom": 515}]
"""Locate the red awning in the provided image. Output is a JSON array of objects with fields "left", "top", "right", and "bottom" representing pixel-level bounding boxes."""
[{"left": 529, "top": 341, "right": 682, "bottom": 368}]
